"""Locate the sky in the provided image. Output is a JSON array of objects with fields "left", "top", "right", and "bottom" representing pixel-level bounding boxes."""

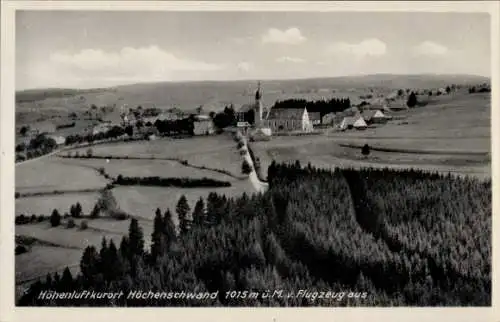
[{"left": 16, "top": 11, "right": 491, "bottom": 90}]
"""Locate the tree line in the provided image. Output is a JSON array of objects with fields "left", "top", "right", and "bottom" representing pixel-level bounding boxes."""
[
  {"left": 271, "top": 98, "right": 351, "bottom": 120},
  {"left": 114, "top": 175, "right": 232, "bottom": 188}
]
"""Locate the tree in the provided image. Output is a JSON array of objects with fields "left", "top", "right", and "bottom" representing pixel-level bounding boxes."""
[
  {"left": 125, "top": 125, "right": 134, "bottom": 137},
  {"left": 176, "top": 195, "right": 191, "bottom": 235},
  {"left": 76, "top": 202, "right": 82, "bottom": 216},
  {"left": 362, "top": 144, "right": 370, "bottom": 157},
  {"left": 163, "top": 209, "right": 177, "bottom": 248},
  {"left": 407, "top": 92, "right": 418, "bottom": 108},
  {"left": 128, "top": 218, "right": 145, "bottom": 257},
  {"left": 192, "top": 197, "right": 206, "bottom": 227},
  {"left": 50, "top": 209, "right": 61, "bottom": 227},
  {"left": 66, "top": 218, "right": 76, "bottom": 228},
  {"left": 60, "top": 267, "right": 74, "bottom": 291},
  {"left": 80, "top": 246, "right": 99, "bottom": 284},
  {"left": 90, "top": 204, "right": 100, "bottom": 218},
  {"left": 151, "top": 209, "right": 167, "bottom": 260},
  {"left": 20, "top": 126, "right": 29, "bottom": 137},
  {"left": 446, "top": 86, "right": 451, "bottom": 94},
  {"left": 86, "top": 148, "right": 93, "bottom": 158},
  {"left": 397, "top": 89, "right": 404, "bottom": 97},
  {"left": 242, "top": 159, "right": 252, "bottom": 175}
]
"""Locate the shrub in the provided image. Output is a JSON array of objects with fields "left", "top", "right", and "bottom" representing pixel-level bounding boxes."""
[
  {"left": 80, "top": 220, "right": 89, "bottom": 230},
  {"left": 241, "top": 159, "right": 252, "bottom": 175},
  {"left": 406, "top": 92, "right": 417, "bottom": 108},
  {"left": 110, "top": 210, "right": 129, "bottom": 220},
  {"left": 50, "top": 209, "right": 62, "bottom": 227},
  {"left": 30, "top": 214, "right": 37, "bottom": 223},
  {"left": 239, "top": 149, "right": 247, "bottom": 156},
  {"left": 237, "top": 141, "right": 244, "bottom": 149},
  {"left": 15, "top": 245, "right": 28, "bottom": 255},
  {"left": 15, "top": 192, "right": 20, "bottom": 199},
  {"left": 37, "top": 215, "right": 45, "bottom": 222},
  {"left": 362, "top": 144, "right": 371, "bottom": 156},
  {"left": 66, "top": 218, "right": 76, "bottom": 228},
  {"left": 15, "top": 215, "right": 30, "bottom": 225},
  {"left": 63, "top": 212, "right": 70, "bottom": 219}
]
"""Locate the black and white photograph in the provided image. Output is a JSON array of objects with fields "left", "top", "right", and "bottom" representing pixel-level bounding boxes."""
[{"left": 2, "top": 1, "right": 497, "bottom": 314}]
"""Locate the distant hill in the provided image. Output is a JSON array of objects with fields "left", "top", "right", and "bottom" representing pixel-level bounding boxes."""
[{"left": 16, "top": 74, "right": 489, "bottom": 116}]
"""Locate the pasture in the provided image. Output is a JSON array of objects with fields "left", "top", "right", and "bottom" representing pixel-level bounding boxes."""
[
  {"left": 58, "top": 157, "right": 237, "bottom": 181},
  {"left": 68, "top": 134, "right": 244, "bottom": 177},
  {"left": 113, "top": 181, "right": 255, "bottom": 224},
  {"left": 15, "top": 192, "right": 99, "bottom": 216},
  {"left": 16, "top": 245, "right": 83, "bottom": 284},
  {"left": 15, "top": 220, "right": 124, "bottom": 250},
  {"left": 16, "top": 156, "right": 108, "bottom": 194}
]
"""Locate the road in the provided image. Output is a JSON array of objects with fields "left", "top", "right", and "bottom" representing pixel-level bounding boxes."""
[{"left": 241, "top": 136, "right": 269, "bottom": 194}]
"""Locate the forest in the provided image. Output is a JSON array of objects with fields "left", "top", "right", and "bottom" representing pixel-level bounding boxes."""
[
  {"left": 18, "top": 162, "right": 491, "bottom": 307},
  {"left": 271, "top": 98, "right": 351, "bottom": 119}
]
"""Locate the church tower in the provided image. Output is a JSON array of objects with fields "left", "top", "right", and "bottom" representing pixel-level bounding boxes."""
[{"left": 255, "top": 81, "right": 263, "bottom": 127}]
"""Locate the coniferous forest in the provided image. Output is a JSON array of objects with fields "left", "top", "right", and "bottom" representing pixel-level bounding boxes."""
[{"left": 18, "top": 162, "right": 491, "bottom": 307}]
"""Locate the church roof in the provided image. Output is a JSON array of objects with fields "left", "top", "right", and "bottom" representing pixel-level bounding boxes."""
[{"left": 267, "top": 107, "right": 305, "bottom": 120}]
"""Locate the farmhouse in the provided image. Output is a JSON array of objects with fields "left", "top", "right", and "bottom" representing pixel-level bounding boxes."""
[
  {"left": 265, "top": 107, "right": 314, "bottom": 133},
  {"left": 308, "top": 112, "right": 322, "bottom": 126},
  {"left": 362, "top": 110, "right": 387, "bottom": 124},
  {"left": 47, "top": 135, "right": 66, "bottom": 145},
  {"left": 193, "top": 115, "right": 215, "bottom": 135},
  {"left": 339, "top": 116, "right": 367, "bottom": 130},
  {"left": 27, "top": 121, "right": 56, "bottom": 136},
  {"left": 92, "top": 124, "right": 113, "bottom": 135}
]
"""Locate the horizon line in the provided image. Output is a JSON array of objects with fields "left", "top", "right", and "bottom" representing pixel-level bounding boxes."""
[{"left": 16, "top": 72, "right": 491, "bottom": 93}]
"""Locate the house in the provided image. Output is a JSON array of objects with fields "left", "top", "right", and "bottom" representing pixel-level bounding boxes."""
[
  {"left": 47, "top": 135, "right": 66, "bottom": 145},
  {"left": 265, "top": 107, "right": 314, "bottom": 133},
  {"left": 92, "top": 124, "right": 113, "bottom": 135},
  {"left": 28, "top": 121, "right": 56, "bottom": 136},
  {"left": 362, "top": 110, "right": 387, "bottom": 124},
  {"left": 308, "top": 112, "right": 322, "bottom": 126},
  {"left": 193, "top": 118, "right": 215, "bottom": 135},
  {"left": 340, "top": 116, "right": 367, "bottom": 130}
]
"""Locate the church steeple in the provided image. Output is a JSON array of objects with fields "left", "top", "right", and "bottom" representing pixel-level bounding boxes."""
[{"left": 255, "top": 81, "right": 262, "bottom": 101}]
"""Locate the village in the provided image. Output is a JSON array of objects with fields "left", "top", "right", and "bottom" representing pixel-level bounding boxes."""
[{"left": 16, "top": 81, "right": 487, "bottom": 162}]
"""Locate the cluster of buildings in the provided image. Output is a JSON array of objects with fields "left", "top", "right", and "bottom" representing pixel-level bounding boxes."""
[{"left": 235, "top": 83, "right": 390, "bottom": 136}]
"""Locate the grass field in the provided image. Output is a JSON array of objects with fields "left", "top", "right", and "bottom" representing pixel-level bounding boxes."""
[
  {"left": 16, "top": 156, "right": 108, "bottom": 194},
  {"left": 113, "top": 181, "right": 255, "bottom": 224},
  {"left": 68, "top": 134, "right": 245, "bottom": 177},
  {"left": 15, "top": 220, "right": 124, "bottom": 250},
  {"left": 15, "top": 192, "right": 100, "bottom": 216},
  {"left": 252, "top": 92, "right": 491, "bottom": 180},
  {"left": 57, "top": 157, "right": 237, "bottom": 181},
  {"left": 16, "top": 245, "right": 83, "bottom": 284}
]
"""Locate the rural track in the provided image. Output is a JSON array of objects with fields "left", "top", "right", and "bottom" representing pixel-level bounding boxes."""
[{"left": 240, "top": 136, "right": 269, "bottom": 194}]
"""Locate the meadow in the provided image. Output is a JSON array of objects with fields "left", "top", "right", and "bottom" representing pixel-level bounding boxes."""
[
  {"left": 16, "top": 156, "right": 108, "bottom": 194},
  {"left": 15, "top": 192, "right": 99, "bottom": 216}
]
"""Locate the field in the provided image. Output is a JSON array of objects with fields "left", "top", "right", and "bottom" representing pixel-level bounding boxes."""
[
  {"left": 113, "top": 182, "right": 255, "bottom": 224},
  {"left": 15, "top": 192, "right": 99, "bottom": 216},
  {"left": 16, "top": 156, "right": 108, "bottom": 194},
  {"left": 251, "top": 92, "right": 491, "bottom": 180},
  {"left": 15, "top": 132, "right": 254, "bottom": 289},
  {"left": 68, "top": 134, "right": 244, "bottom": 177}
]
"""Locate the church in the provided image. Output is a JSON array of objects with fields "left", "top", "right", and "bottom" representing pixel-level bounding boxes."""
[{"left": 237, "top": 82, "right": 315, "bottom": 134}]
